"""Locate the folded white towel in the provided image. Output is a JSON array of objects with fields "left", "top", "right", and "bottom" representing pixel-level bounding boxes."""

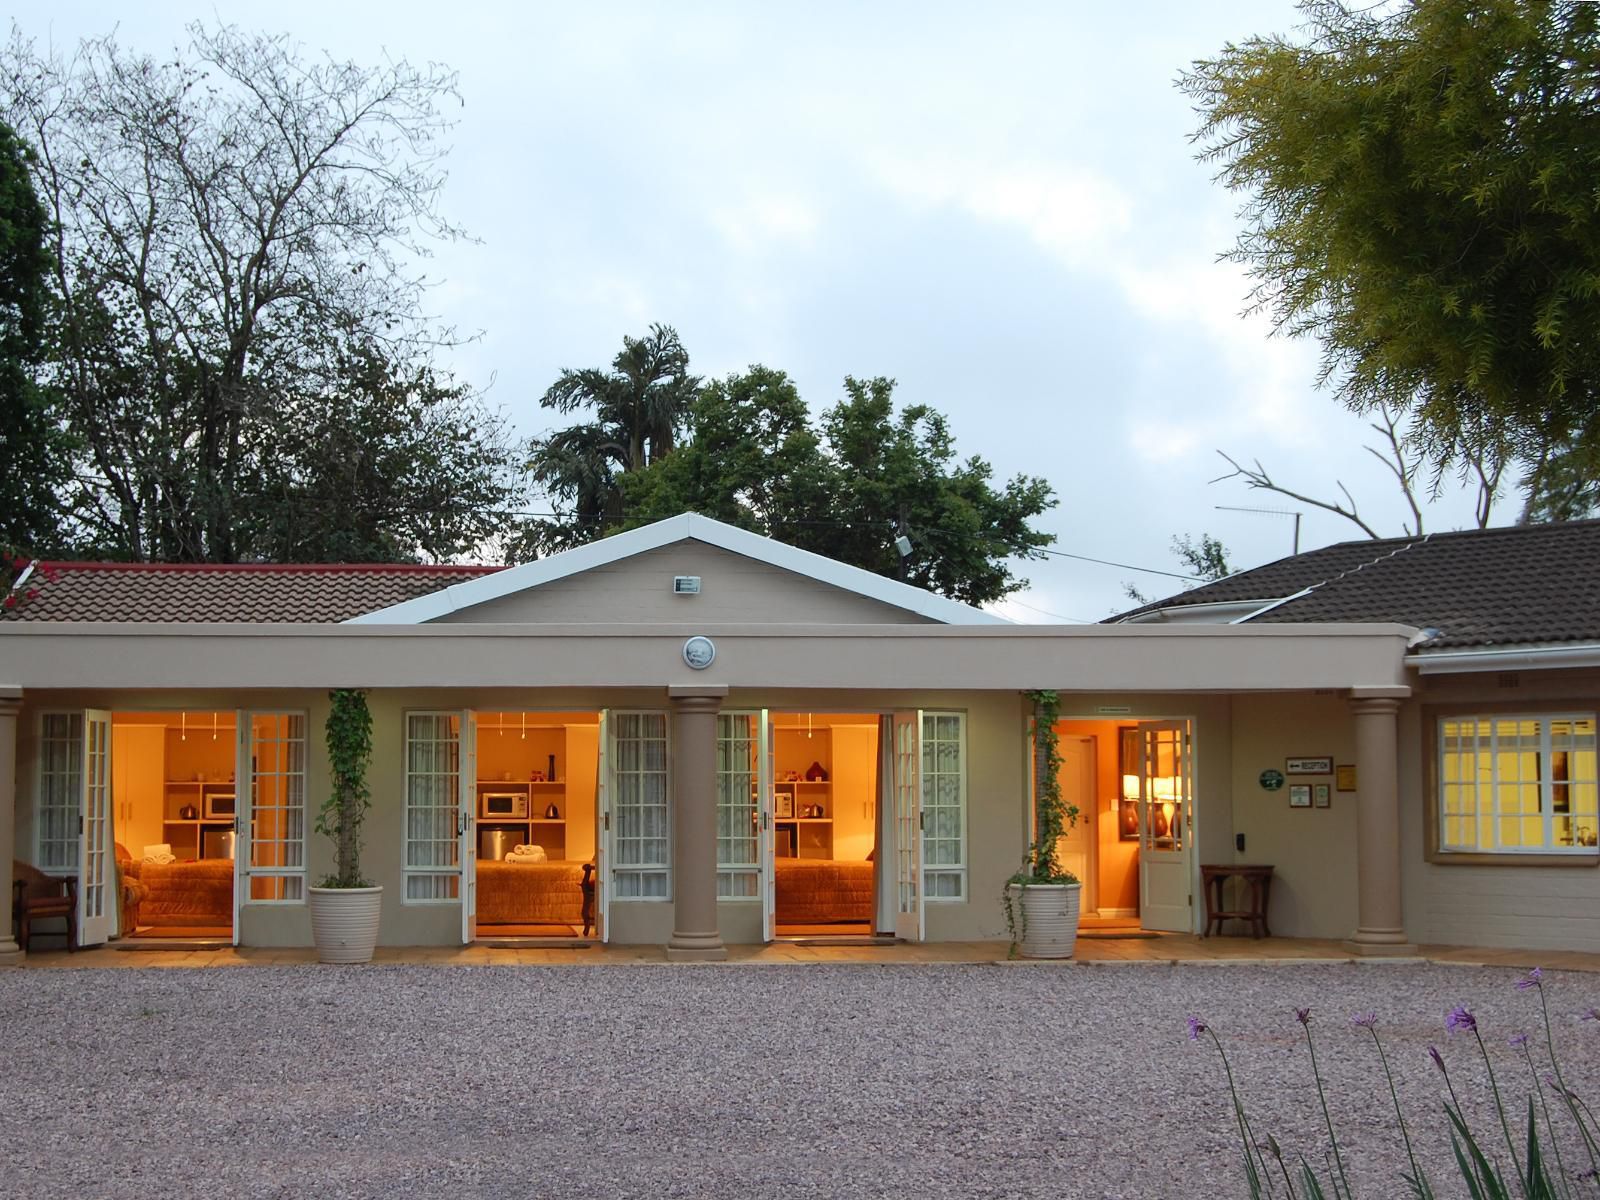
[
  {"left": 512, "top": 844, "right": 542, "bottom": 857},
  {"left": 144, "top": 851, "right": 177, "bottom": 865},
  {"left": 504, "top": 846, "right": 547, "bottom": 864}
]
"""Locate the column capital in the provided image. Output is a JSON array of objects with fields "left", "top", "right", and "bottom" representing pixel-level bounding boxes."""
[
  {"left": 1350, "top": 685, "right": 1409, "bottom": 702},
  {"left": 667, "top": 685, "right": 728, "bottom": 707},
  {"left": 0, "top": 684, "right": 22, "bottom": 713}
]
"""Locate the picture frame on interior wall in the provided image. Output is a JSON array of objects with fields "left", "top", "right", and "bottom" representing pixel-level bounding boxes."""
[
  {"left": 1288, "top": 785, "right": 1312, "bottom": 808},
  {"left": 1313, "top": 784, "right": 1331, "bottom": 809},
  {"left": 1286, "top": 756, "right": 1333, "bottom": 775}
]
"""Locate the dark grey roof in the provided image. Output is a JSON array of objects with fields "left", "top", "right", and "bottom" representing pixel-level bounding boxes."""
[{"left": 1110, "top": 520, "right": 1600, "bottom": 652}]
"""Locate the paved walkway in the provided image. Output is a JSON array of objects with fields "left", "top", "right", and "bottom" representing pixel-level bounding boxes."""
[{"left": 15, "top": 932, "right": 1600, "bottom": 971}]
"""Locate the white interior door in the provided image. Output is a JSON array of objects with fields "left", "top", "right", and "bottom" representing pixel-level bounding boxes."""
[
  {"left": 595, "top": 709, "right": 610, "bottom": 943},
  {"left": 891, "top": 710, "right": 923, "bottom": 942},
  {"left": 76, "top": 709, "right": 114, "bottom": 947},
  {"left": 760, "top": 709, "right": 774, "bottom": 941},
  {"left": 1057, "top": 734, "right": 1096, "bottom": 905},
  {"left": 1138, "top": 720, "right": 1194, "bottom": 932},
  {"left": 233, "top": 716, "right": 252, "bottom": 947},
  {"left": 459, "top": 710, "right": 477, "bottom": 945}
]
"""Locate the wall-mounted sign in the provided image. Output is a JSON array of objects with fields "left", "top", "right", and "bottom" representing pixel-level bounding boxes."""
[
  {"left": 1335, "top": 765, "right": 1357, "bottom": 792},
  {"left": 1095, "top": 705, "right": 1132, "bottom": 715},
  {"left": 1286, "top": 756, "right": 1333, "bottom": 775},
  {"left": 1314, "top": 784, "right": 1331, "bottom": 808},
  {"left": 1258, "top": 769, "right": 1285, "bottom": 792},
  {"left": 682, "top": 635, "right": 716, "bottom": 670},
  {"left": 1288, "top": 785, "right": 1312, "bottom": 808}
]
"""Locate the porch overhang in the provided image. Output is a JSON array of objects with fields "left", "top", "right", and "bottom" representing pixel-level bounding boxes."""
[{"left": 0, "top": 621, "right": 1417, "bottom": 694}]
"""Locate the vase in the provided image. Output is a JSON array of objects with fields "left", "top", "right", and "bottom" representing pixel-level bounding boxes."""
[
  {"left": 308, "top": 885, "right": 383, "bottom": 964},
  {"left": 1007, "top": 882, "right": 1082, "bottom": 959}
]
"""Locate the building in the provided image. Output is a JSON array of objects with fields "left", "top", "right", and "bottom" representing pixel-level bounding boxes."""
[{"left": 2, "top": 513, "right": 1489, "bottom": 961}]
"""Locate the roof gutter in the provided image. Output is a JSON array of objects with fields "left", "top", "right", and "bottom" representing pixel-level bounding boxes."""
[{"left": 1405, "top": 642, "right": 1600, "bottom": 675}]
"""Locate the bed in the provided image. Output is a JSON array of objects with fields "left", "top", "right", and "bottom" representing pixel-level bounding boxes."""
[
  {"left": 124, "top": 858, "right": 234, "bottom": 928},
  {"left": 475, "top": 859, "right": 587, "bottom": 926},
  {"left": 774, "top": 858, "right": 875, "bottom": 924}
]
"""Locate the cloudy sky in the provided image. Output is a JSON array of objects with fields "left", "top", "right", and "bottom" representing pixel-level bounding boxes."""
[{"left": 35, "top": 1, "right": 1496, "bottom": 620}]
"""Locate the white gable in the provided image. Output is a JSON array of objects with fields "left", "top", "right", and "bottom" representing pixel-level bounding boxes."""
[{"left": 346, "top": 513, "right": 1009, "bottom": 625}]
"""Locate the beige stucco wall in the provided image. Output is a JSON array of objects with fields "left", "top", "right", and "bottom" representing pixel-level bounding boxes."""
[
  {"left": 1401, "top": 667, "right": 1600, "bottom": 952},
  {"left": 434, "top": 542, "right": 937, "bottom": 625}
]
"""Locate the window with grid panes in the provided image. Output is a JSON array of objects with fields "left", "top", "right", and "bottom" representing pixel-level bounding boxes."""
[
  {"left": 248, "top": 713, "right": 307, "bottom": 900},
  {"left": 404, "top": 713, "right": 462, "bottom": 900},
  {"left": 37, "top": 712, "right": 83, "bottom": 871},
  {"left": 921, "top": 711, "right": 967, "bottom": 900},
  {"left": 1438, "top": 714, "right": 1599, "bottom": 854},
  {"left": 716, "top": 713, "right": 759, "bottom": 899},
  {"left": 612, "top": 712, "right": 669, "bottom": 898}
]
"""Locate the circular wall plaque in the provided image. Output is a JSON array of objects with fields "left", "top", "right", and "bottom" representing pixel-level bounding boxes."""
[
  {"left": 682, "top": 635, "right": 716, "bottom": 670},
  {"left": 1258, "top": 769, "right": 1285, "bottom": 792}
]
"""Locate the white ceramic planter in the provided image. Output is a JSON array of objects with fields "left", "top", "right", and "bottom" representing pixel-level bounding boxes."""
[
  {"left": 308, "top": 885, "right": 383, "bottom": 964},
  {"left": 1008, "top": 882, "right": 1082, "bottom": 959}
]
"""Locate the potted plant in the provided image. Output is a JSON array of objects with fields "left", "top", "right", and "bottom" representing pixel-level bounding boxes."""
[
  {"left": 1005, "top": 690, "right": 1082, "bottom": 958},
  {"left": 308, "top": 688, "right": 382, "bottom": 963}
]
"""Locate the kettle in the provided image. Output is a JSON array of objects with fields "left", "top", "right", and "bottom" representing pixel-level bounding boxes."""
[{"left": 180, "top": 804, "right": 199, "bottom": 820}]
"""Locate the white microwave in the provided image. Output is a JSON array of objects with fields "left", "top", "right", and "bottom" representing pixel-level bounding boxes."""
[
  {"left": 481, "top": 792, "right": 528, "bottom": 819},
  {"left": 204, "top": 792, "right": 236, "bottom": 819}
]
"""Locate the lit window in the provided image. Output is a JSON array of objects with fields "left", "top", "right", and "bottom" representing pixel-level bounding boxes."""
[{"left": 1438, "top": 715, "right": 1599, "bottom": 855}]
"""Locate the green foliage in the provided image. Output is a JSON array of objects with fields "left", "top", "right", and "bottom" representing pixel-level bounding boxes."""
[
  {"left": 619, "top": 367, "right": 1057, "bottom": 606},
  {"left": 1003, "top": 691, "right": 1080, "bottom": 947},
  {"left": 520, "top": 324, "right": 699, "bottom": 554},
  {"left": 5, "top": 23, "right": 511, "bottom": 563},
  {"left": 316, "top": 689, "right": 374, "bottom": 889},
  {"left": 1184, "top": 0, "right": 1600, "bottom": 479},
  {"left": 0, "top": 119, "right": 69, "bottom": 555}
]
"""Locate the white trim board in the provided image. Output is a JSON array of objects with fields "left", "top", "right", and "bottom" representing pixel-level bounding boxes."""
[{"left": 345, "top": 513, "right": 1008, "bottom": 626}]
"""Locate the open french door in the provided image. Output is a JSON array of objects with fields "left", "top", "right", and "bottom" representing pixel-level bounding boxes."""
[
  {"left": 233, "top": 717, "right": 252, "bottom": 947},
  {"left": 459, "top": 710, "right": 477, "bottom": 944},
  {"left": 891, "top": 710, "right": 924, "bottom": 942},
  {"left": 76, "top": 709, "right": 115, "bottom": 947},
  {"left": 760, "top": 710, "right": 775, "bottom": 942},
  {"left": 1138, "top": 720, "right": 1194, "bottom": 932},
  {"left": 595, "top": 710, "right": 610, "bottom": 942}
]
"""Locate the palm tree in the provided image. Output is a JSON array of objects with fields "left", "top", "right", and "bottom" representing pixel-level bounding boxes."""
[{"left": 526, "top": 324, "right": 698, "bottom": 550}]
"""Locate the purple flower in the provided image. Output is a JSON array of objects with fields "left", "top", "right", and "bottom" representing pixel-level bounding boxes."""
[
  {"left": 1351, "top": 1012, "right": 1378, "bottom": 1029},
  {"left": 1188, "top": 1016, "right": 1208, "bottom": 1041},
  {"left": 1429, "top": 1046, "right": 1446, "bottom": 1073},
  {"left": 1516, "top": 967, "right": 1543, "bottom": 991},
  {"left": 1508, "top": 1032, "right": 1529, "bottom": 1048},
  {"left": 1447, "top": 1006, "right": 1477, "bottom": 1035},
  {"left": 1583, "top": 1008, "right": 1600, "bottom": 1023},
  {"left": 1296, "top": 1007, "right": 1312, "bottom": 1026}
]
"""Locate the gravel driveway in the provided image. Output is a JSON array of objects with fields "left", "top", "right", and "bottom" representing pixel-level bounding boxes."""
[{"left": 2, "top": 961, "right": 1597, "bottom": 1199}]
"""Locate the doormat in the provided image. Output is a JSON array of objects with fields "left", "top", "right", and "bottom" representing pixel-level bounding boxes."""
[
  {"left": 476, "top": 939, "right": 593, "bottom": 950},
  {"left": 1076, "top": 929, "right": 1162, "bottom": 940},
  {"left": 788, "top": 937, "right": 899, "bottom": 947},
  {"left": 115, "top": 938, "right": 231, "bottom": 951}
]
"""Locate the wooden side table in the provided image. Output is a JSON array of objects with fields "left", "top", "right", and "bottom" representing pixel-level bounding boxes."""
[{"left": 1200, "top": 864, "right": 1274, "bottom": 938}]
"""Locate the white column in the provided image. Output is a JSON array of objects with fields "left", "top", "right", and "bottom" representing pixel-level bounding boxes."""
[
  {"left": 1343, "top": 688, "right": 1417, "bottom": 956},
  {"left": 0, "top": 688, "right": 23, "bottom": 964}
]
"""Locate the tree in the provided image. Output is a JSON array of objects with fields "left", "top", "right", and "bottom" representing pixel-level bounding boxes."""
[
  {"left": 1123, "top": 532, "right": 1232, "bottom": 605},
  {"left": 5, "top": 22, "right": 510, "bottom": 562},
  {"left": 523, "top": 324, "right": 699, "bottom": 552},
  {"left": 0, "top": 118, "right": 68, "bottom": 556},
  {"left": 623, "top": 370, "right": 1057, "bottom": 606},
  {"left": 1183, "top": 0, "right": 1600, "bottom": 495}
]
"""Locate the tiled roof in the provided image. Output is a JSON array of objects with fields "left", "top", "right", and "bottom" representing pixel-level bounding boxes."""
[
  {"left": 0, "top": 561, "right": 504, "bottom": 624},
  {"left": 1111, "top": 520, "right": 1600, "bottom": 651}
]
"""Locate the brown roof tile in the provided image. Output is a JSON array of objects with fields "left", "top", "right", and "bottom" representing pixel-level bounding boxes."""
[{"left": 0, "top": 562, "right": 503, "bottom": 624}]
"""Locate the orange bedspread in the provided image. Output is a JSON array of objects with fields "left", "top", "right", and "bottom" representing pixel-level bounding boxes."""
[
  {"left": 475, "top": 860, "right": 586, "bottom": 925},
  {"left": 774, "top": 858, "right": 874, "bottom": 924},
  {"left": 126, "top": 859, "right": 234, "bottom": 927}
]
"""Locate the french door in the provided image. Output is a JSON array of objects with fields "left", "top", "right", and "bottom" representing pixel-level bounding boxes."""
[
  {"left": 595, "top": 710, "right": 609, "bottom": 942},
  {"left": 459, "top": 710, "right": 477, "bottom": 944},
  {"left": 891, "top": 710, "right": 924, "bottom": 942},
  {"left": 75, "top": 710, "right": 114, "bottom": 947},
  {"left": 1138, "top": 720, "right": 1194, "bottom": 932}
]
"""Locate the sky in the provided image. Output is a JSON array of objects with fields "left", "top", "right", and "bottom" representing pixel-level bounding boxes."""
[{"left": 30, "top": 1, "right": 1499, "bottom": 622}]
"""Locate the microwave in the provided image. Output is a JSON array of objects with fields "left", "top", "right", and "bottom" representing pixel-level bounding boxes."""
[
  {"left": 204, "top": 792, "right": 236, "bottom": 819},
  {"left": 481, "top": 792, "right": 528, "bottom": 819}
]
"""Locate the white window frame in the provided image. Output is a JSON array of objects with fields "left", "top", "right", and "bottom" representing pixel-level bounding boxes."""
[
  {"left": 242, "top": 711, "right": 309, "bottom": 904},
  {"left": 921, "top": 710, "right": 968, "bottom": 902},
  {"left": 716, "top": 711, "right": 761, "bottom": 901},
  {"left": 1437, "top": 712, "right": 1599, "bottom": 856},
  {"left": 35, "top": 711, "right": 84, "bottom": 874},
  {"left": 609, "top": 710, "right": 672, "bottom": 902},
  {"left": 402, "top": 710, "right": 464, "bottom": 903}
]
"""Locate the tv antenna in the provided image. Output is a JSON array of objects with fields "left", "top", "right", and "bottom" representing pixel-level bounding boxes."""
[{"left": 1215, "top": 505, "right": 1303, "bottom": 555}]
